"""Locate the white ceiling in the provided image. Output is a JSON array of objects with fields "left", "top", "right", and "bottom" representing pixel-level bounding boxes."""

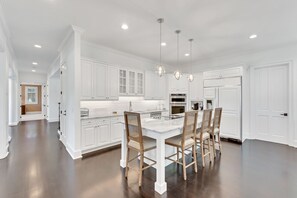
[{"left": 2, "top": 0, "right": 297, "bottom": 73}]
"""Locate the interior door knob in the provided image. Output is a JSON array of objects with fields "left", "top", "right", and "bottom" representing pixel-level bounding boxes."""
[{"left": 280, "top": 113, "right": 288, "bottom": 116}]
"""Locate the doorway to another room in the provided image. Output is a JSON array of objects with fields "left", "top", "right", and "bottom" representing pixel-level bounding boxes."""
[{"left": 20, "top": 83, "right": 47, "bottom": 121}]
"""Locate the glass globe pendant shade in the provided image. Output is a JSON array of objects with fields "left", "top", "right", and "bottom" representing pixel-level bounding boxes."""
[
  {"left": 156, "top": 65, "right": 165, "bottom": 77},
  {"left": 174, "top": 70, "right": 182, "bottom": 80},
  {"left": 188, "top": 74, "right": 194, "bottom": 82}
]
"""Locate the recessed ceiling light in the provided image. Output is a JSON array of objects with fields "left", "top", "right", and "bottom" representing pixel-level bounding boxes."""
[
  {"left": 249, "top": 34, "right": 257, "bottom": 39},
  {"left": 161, "top": 42, "right": 166, "bottom": 46},
  {"left": 121, "top": 24, "right": 128, "bottom": 30},
  {"left": 32, "top": 62, "right": 38, "bottom": 65},
  {"left": 185, "top": 53, "right": 190, "bottom": 57},
  {"left": 34, "top": 44, "right": 42, "bottom": 48},
  {"left": 32, "top": 69, "right": 36, "bottom": 72}
]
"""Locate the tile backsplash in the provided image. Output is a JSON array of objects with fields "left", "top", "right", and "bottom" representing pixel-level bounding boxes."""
[{"left": 80, "top": 97, "right": 166, "bottom": 115}]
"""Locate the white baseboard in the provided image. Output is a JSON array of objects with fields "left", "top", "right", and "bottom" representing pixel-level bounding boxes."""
[
  {"left": 9, "top": 122, "right": 19, "bottom": 126},
  {"left": 66, "top": 144, "right": 82, "bottom": 160},
  {"left": 21, "top": 114, "right": 45, "bottom": 121},
  {"left": 0, "top": 146, "right": 9, "bottom": 159},
  {"left": 48, "top": 118, "right": 59, "bottom": 123}
]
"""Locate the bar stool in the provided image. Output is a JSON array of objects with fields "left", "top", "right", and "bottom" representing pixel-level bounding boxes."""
[
  {"left": 165, "top": 111, "right": 198, "bottom": 180},
  {"left": 196, "top": 109, "right": 212, "bottom": 167},
  {"left": 124, "top": 111, "right": 156, "bottom": 187},
  {"left": 210, "top": 108, "right": 223, "bottom": 158}
]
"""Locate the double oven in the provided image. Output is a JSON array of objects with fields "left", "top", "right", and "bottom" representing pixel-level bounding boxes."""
[{"left": 169, "top": 94, "right": 187, "bottom": 115}]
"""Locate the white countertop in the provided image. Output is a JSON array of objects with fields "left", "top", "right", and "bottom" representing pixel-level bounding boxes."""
[{"left": 81, "top": 109, "right": 169, "bottom": 120}]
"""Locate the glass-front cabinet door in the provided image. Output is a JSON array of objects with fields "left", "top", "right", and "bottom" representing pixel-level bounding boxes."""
[
  {"left": 128, "top": 71, "right": 135, "bottom": 95},
  {"left": 137, "top": 72, "right": 144, "bottom": 95},
  {"left": 119, "top": 69, "right": 127, "bottom": 95}
]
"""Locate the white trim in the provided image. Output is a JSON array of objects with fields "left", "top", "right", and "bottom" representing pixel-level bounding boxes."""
[
  {"left": 48, "top": 118, "right": 59, "bottom": 123},
  {"left": 9, "top": 121, "right": 18, "bottom": 126},
  {"left": 250, "top": 60, "right": 294, "bottom": 146},
  {"left": 65, "top": 143, "right": 82, "bottom": 160}
]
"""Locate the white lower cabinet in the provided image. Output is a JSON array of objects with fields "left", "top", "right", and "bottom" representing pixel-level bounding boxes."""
[{"left": 81, "top": 117, "right": 123, "bottom": 153}]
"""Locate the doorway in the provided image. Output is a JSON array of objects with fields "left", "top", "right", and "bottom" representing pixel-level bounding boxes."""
[
  {"left": 251, "top": 62, "right": 291, "bottom": 145},
  {"left": 20, "top": 83, "right": 47, "bottom": 121}
]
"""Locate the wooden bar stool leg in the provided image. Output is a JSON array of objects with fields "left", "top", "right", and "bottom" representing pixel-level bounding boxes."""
[
  {"left": 208, "top": 138, "right": 212, "bottom": 163},
  {"left": 138, "top": 153, "right": 144, "bottom": 187},
  {"left": 192, "top": 145, "right": 197, "bottom": 173},
  {"left": 125, "top": 147, "right": 130, "bottom": 178},
  {"left": 218, "top": 134, "right": 222, "bottom": 154},
  {"left": 182, "top": 149, "right": 187, "bottom": 180},
  {"left": 212, "top": 134, "right": 216, "bottom": 158},
  {"left": 177, "top": 147, "right": 179, "bottom": 163},
  {"left": 201, "top": 141, "right": 205, "bottom": 167}
]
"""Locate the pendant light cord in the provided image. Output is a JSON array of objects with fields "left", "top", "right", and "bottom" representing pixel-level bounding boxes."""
[
  {"left": 176, "top": 30, "right": 180, "bottom": 68},
  {"left": 160, "top": 20, "right": 162, "bottom": 66}
]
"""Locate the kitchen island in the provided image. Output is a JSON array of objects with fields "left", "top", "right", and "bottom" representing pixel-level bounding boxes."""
[{"left": 120, "top": 112, "right": 203, "bottom": 194}]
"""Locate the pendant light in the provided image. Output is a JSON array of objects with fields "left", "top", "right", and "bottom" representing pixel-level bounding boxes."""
[
  {"left": 174, "top": 30, "right": 182, "bottom": 80},
  {"left": 188, "top": 38, "right": 194, "bottom": 82},
  {"left": 155, "top": 18, "right": 165, "bottom": 77}
]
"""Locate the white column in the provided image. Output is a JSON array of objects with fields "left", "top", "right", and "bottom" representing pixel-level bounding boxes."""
[
  {"left": 154, "top": 137, "right": 167, "bottom": 194},
  {"left": 0, "top": 52, "right": 9, "bottom": 159}
]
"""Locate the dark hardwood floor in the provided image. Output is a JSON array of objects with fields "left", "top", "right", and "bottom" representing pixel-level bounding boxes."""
[{"left": 1, "top": 120, "right": 297, "bottom": 198}]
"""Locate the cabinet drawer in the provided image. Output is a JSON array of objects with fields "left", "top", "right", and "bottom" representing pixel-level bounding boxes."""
[
  {"left": 110, "top": 116, "right": 123, "bottom": 123},
  {"left": 81, "top": 119, "right": 97, "bottom": 126},
  {"left": 97, "top": 118, "right": 110, "bottom": 124}
]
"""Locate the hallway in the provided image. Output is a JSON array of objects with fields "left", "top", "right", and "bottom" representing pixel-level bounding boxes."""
[{"left": 1, "top": 121, "right": 297, "bottom": 198}]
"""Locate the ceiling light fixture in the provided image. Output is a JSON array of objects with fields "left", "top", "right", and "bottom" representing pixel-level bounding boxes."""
[
  {"left": 32, "top": 69, "right": 36, "bottom": 72},
  {"left": 185, "top": 53, "right": 190, "bottom": 57},
  {"left": 32, "top": 62, "right": 38, "bottom": 65},
  {"left": 155, "top": 18, "right": 165, "bottom": 77},
  {"left": 174, "top": 30, "right": 182, "bottom": 80},
  {"left": 121, "top": 23, "right": 129, "bottom": 30},
  {"left": 34, "top": 44, "right": 42, "bottom": 48},
  {"left": 188, "top": 39, "right": 194, "bottom": 82},
  {"left": 249, "top": 34, "right": 257, "bottom": 39},
  {"left": 161, "top": 42, "right": 166, "bottom": 46}
]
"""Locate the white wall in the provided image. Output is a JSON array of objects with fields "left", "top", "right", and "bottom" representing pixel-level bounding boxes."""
[
  {"left": 47, "top": 76, "right": 60, "bottom": 122},
  {"left": 19, "top": 71, "right": 47, "bottom": 84},
  {"left": 59, "top": 26, "right": 83, "bottom": 159},
  {"left": 183, "top": 43, "right": 297, "bottom": 147}
]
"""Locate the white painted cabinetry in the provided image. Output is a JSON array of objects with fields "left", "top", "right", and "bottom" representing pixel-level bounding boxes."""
[
  {"left": 81, "top": 116, "right": 123, "bottom": 153},
  {"left": 144, "top": 71, "right": 166, "bottom": 100},
  {"left": 203, "top": 67, "right": 243, "bottom": 79},
  {"left": 81, "top": 59, "right": 119, "bottom": 100},
  {"left": 168, "top": 74, "right": 188, "bottom": 93},
  {"left": 189, "top": 73, "right": 203, "bottom": 101},
  {"left": 119, "top": 69, "right": 144, "bottom": 96}
]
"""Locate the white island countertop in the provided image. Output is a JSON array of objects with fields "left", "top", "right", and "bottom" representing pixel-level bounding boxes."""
[{"left": 81, "top": 109, "right": 169, "bottom": 120}]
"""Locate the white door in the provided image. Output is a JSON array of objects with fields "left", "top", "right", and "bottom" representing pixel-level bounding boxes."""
[
  {"left": 42, "top": 84, "right": 47, "bottom": 118},
  {"left": 253, "top": 64, "right": 289, "bottom": 144},
  {"left": 128, "top": 71, "right": 136, "bottom": 95},
  {"left": 93, "top": 63, "right": 107, "bottom": 100},
  {"left": 60, "top": 67, "right": 67, "bottom": 141},
  {"left": 110, "top": 122, "right": 123, "bottom": 142},
  {"left": 81, "top": 125, "right": 96, "bottom": 150},
  {"left": 219, "top": 86, "right": 241, "bottom": 140}
]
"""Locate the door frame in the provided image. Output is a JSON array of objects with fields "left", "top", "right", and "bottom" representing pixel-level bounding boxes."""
[
  {"left": 19, "top": 82, "right": 47, "bottom": 121},
  {"left": 250, "top": 60, "right": 294, "bottom": 146}
]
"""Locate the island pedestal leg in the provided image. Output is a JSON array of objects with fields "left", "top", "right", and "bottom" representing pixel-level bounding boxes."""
[
  {"left": 120, "top": 129, "right": 127, "bottom": 168},
  {"left": 154, "top": 138, "right": 167, "bottom": 194}
]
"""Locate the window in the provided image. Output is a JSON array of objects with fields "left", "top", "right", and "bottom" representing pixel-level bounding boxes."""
[{"left": 25, "top": 86, "right": 38, "bottom": 104}]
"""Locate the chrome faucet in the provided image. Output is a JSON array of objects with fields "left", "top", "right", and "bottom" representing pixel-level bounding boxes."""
[{"left": 129, "top": 101, "right": 133, "bottom": 111}]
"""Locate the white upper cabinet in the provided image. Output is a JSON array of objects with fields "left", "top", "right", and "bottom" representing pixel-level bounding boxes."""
[
  {"left": 81, "top": 60, "right": 93, "bottom": 100},
  {"left": 203, "top": 67, "right": 243, "bottom": 79},
  {"left": 168, "top": 74, "right": 188, "bottom": 93},
  {"left": 119, "top": 69, "right": 127, "bottom": 95},
  {"left": 189, "top": 73, "right": 203, "bottom": 101},
  {"left": 119, "top": 69, "right": 144, "bottom": 96},
  {"left": 81, "top": 59, "right": 119, "bottom": 100},
  {"left": 144, "top": 71, "right": 165, "bottom": 100},
  {"left": 107, "top": 66, "right": 119, "bottom": 100},
  {"left": 93, "top": 63, "right": 107, "bottom": 100}
]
